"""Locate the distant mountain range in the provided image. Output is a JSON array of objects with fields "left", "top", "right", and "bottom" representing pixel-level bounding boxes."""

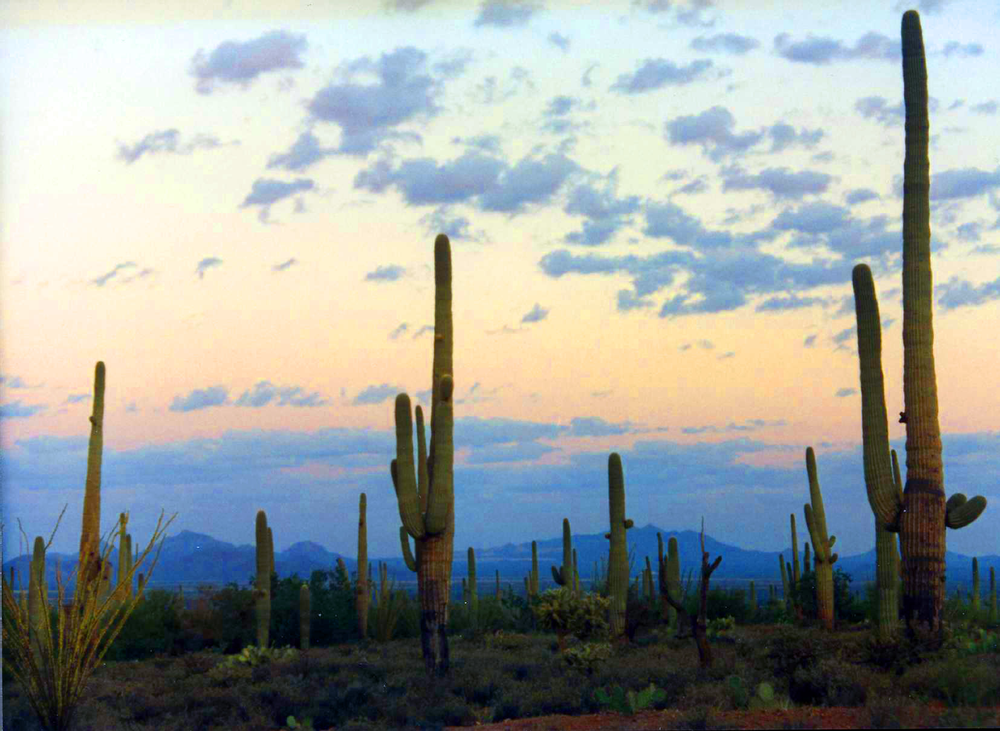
[{"left": 5, "top": 524, "right": 996, "bottom": 598}]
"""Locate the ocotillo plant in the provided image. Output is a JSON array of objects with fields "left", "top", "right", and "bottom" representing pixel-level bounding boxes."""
[
  {"left": 605, "top": 453, "right": 634, "bottom": 642},
  {"left": 804, "top": 448, "right": 838, "bottom": 630},
  {"left": 357, "top": 493, "right": 369, "bottom": 640},
  {"left": 390, "top": 233, "right": 455, "bottom": 675},
  {"left": 852, "top": 11, "right": 987, "bottom": 641},
  {"left": 299, "top": 583, "right": 310, "bottom": 650},
  {"left": 971, "top": 557, "right": 980, "bottom": 614},
  {"left": 551, "top": 518, "right": 574, "bottom": 591},
  {"left": 255, "top": 510, "right": 271, "bottom": 648}
]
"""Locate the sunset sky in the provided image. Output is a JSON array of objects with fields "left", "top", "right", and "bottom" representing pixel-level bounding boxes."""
[{"left": 2, "top": 0, "right": 998, "bottom": 567}]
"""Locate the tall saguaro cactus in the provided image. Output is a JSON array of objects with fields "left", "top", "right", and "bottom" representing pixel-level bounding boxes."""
[
  {"left": 804, "top": 447, "right": 837, "bottom": 630},
  {"left": 299, "top": 583, "right": 310, "bottom": 650},
  {"left": 255, "top": 510, "right": 271, "bottom": 648},
  {"left": 29, "top": 536, "right": 46, "bottom": 660},
  {"left": 467, "top": 547, "right": 478, "bottom": 626},
  {"left": 605, "top": 453, "right": 634, "bottom": 642},
  {"left": 852, "top": 13, "right": 987, "bottom": 642},
  {"left": 390, "top": 234, "right": 455, "bottom": 675},
  {"left": 528, "top": 541, "right": 539, "bottom": 597},
  {"left": 551, "top": 518, "right": 574, "bottom": 591},
  {"left": 77, "top": 362, "right": 105, "bottom": 600},
  {"left": 971, "top": 557, "right": 980, "bottom": 613},
  {"left": 357, "top": 493, "right": 369, "bottom": 640}
]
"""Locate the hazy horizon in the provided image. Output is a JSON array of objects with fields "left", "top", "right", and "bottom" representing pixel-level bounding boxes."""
[{"left": 2, "top": 1, "right": 998, "bottom": 565}]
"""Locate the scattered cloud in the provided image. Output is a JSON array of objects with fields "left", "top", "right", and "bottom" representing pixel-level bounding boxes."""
[
  {"left": 191, "top": 30, "right": 307, "bottom": 94},
  {"left": 931, "top": 167, "right": 1000, "bottom": 201},
  {"left": 273, "top": 258, "right": 297, "bottom": 272},
  {"left": 479, "top": 153, "right": 579, "bottom": 214},
  {"left": 353, "top": 383, "right": 402, "bottom": 405},
  {"left": 240, "top": 178, "right": 315, "bottom": 222},
  {"left": 690, "top": 33, "right": 759, "bottom": 55},
  {"left": 665, "top": 106, "right": 763, "bottom": 161},
  {"left": 766, "top": 123, "right": 823, "bottom": 153},
  {"left": 0, "top": 401, "right": 47, "bottom": 419},
  {"left": 721, "top": 167, "right": 833, "bottom": 200},
  {"left": 774, "top": 31, "right": 898, "bottom": 65},
  {"left": 169, "top": 386, "right": 229, "bottom": 412},
  {"left": 364, "top": 264, "right": 406, "bottom": 282},
  {"left": 835, "top": 387, "right": 857, "bottom": 397},
  {"left": 845, "top": 188, "right": 879, "bottom": 206},
  {"left": 610, "top": 58, "right": 714, "bottom": 94},
  {"left": 473, "top": 1, "right": 541, "bottom": 27},
  {"left": 234, "top": 381, "right": 327, "bottom": 408},
  {"left": 970, "top": 101, "right": 998, "bottom": 115},
  {"left": 937, "top": 275, "right": 1000, "bottom": 310},
  {"left": 941, "top": 40, "right": 984, "bottom": 58},
  {"left": 92, "top": 261, "right": 136, "bottom": 287},
  {"left": 567, "top": 416, "right": 634, "bottom": 437},
  {"left": 64, "top": 394, "right": 90, "bottom": 404},
  {"left": 548, "top": 32, "right": 570, "bottom": 51},
  {"left": 755, "top": 294, "right": 827, "bottom": 312},
  {"left": 389, "top": 323, "right": 409, "bottom": 340},
  {"left": 117, "top": 129, "right": 232, "bottom": 164},
  {"left": 563, "top": 168, "right": 641, "bottom": 246},
  {"left": 0, "top": 376, "right": 29, "bottom": 388},
  {"left": 195, "top": 257, "right": 223, "bottom": 280},
  {"left": 267, "top": 131, "right": 336, "bottom": 172},
  {"left": 521, "top": 303, "right": 549, "bottom": 323},
  {"left": 803, "top": 334, "right": 817, "bottom": 347}
]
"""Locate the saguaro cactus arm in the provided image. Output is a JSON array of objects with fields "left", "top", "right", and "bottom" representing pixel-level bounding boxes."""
[{"left": 399, "top": 527, "right": 417, "bottom": 572}]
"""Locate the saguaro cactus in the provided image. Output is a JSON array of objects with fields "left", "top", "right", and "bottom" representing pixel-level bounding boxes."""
[
  {"left": 29, "top": 536, "right": 46, "bottom": 660},
  {"left": 357, "top": 493, "right": 369, "bottom": 640},
  {"left": 528, "top": 541, "right": 539, "bottom": 597},
  {"left": 467, "top": 547, "right": 478, "bottom": 627},
  {"left": 299, "top": 583, "right": 310, "bottom": 650},
  {"left": 971, "top": 558, "right": 981, "bottom": 613},
  {"left": 255, "top": 510, "right": 271, "bottom": 648},
  {"left": 803, "top": 448, "right": 838, "bottom": 630},
  {"left": 390, "top": 234, "right": 455, "bottom": 675},
  {"left": 605, "top": 453, "right": 634, "bottom": 642},
  {"left": 551, "top": 518, "right": 574, "bottom": 591},
  {"left": 852, "top": 11, "right": 987, "bottom": 640},
  {"left": 78, "top": 362, "right": 105, "bottom": 600}
]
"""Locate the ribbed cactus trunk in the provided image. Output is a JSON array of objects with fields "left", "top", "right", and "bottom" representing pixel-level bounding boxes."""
[
  {"left": 804, "top": 448, "right": 837, "bottom": 630},
  {"left": 357, "top": 493, "right": 369, "bottom": 640},
  {"left": 299, "top": 583, "right": 310, "bottom": 650},
  {"left": 255, "top": 510, "right": 271, "bottom": 648},
  {"left": 391, "top": 234, "right": 455, "bottom": 676},
  {"left": 852, "top": 13, "right": 986, "bottom": 646},
  {"left": 29, "top": 536, "right": 46, "bottom": 661},
  {"left": 971, "top": 558, "right": 980, "bottom": 613},
  {"left": 77, "top": 362, "right": 105, "bottom": 604},
  {"left": 667, "top": 537, "right": 680, "bottom": 631},
  {"left": 606, "top": 453, "right": 633, "bottom": 642}
]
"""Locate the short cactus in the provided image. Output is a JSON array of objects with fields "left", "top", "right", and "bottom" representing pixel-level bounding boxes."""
[
  {"left": 803, "top": 447, "right": 837, "bottom": 630},
  {"left": 971, "top": 557, "right": 981, "bottom": 613},
  {"left": 299, "top": 583, "right": 310, "bottom": 650},
  {"left": 255, "top": 510, "right": 271, "bottom": 648},
  {"left": 357, "top": 493, "right": 369, "bottom": 640},
  {"left": 605, "top": 453, "right": 634, "bottom": 642},
  {"left": 551, "top": 518, "right": 574, "bottom": 591}
]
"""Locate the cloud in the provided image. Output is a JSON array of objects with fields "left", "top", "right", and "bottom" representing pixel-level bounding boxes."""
[
  {"left": 835, "top": 388, "right": 857, "bottom": 398},
  {"left": 307, "top": 47, "right": 440, "bottom": 155},
  {"left": 240, "top": 178, "right": 315, "bottom": 221},
  {"left": 845, "top": 188, "right": 879, "bottom": 206},
  {"left": 930, "top": 167, "right": 1000, "bottom": 201},
  {"left": 766, "top": 123, "right": 823, "bottom": 153},
  {"left": 855, "top": 96, "right": 940, "bottom": 127},
  {"left": 0, "top": 376, "right": 28, "bottom": 388},
  {"left": 419, "top": 207, "right": 483, "bottom": 242},
  {"left": 937, "top": 275, "right": 1000, "bottom": 310},
  {"left": 548, "top": 32, "right": 570, "bottom": 51},
  {"left": 364, "top": 264, "right": 406, "bottom": 282},
  {"left": 474, "top": 1, "right": 541, "bottom": 27},
  {"left": 191, "top": 30, "right": 307, "bottom": 94},
  {"left": 412, "top": 325, "right": 434, "bottom": 339},
  {"left": 941, "top": 40, "right": 983, "bottom": 58},
  {"left": 272, "top": 258, "right": 297, "bottom": 272},
  {"left": 479, "top": 153, "right": 578, "bottom": 214},
  {"left": 970, "top": 101, "right": 998, "bottom": 115},
  {"left": 563, "top": 169, "right": 641, "bottom": 246},
  {"left": 195, "top": 257, "right": 222, "bottom": 279},
  {"left": 957, "top": 222, "right": 982, "bottom": 242},
  {"left": 91, "top": 261, "right": 137, "bottom": 287},
  {"left": 690, "top": 33, "right": 759, "bottom": 55},
  {"left": 664, "top": 106, "right": 764, "bottom": 161},
  {"left": 803, "top": 334, "right": 817, "bottom": 347},
  {"left": 234, "top": 381, "right": 327, "bottom": 408},
  {"left": 521, "top": 303, "right": 549, "bottom": 323},
  {"left": 169, "top": 386, "right": 228, "bottom": 412},
  {"left": 353, "top": 384, "right": 401, "bottom": 405},
  {"left": 389, "top": 323, "right": 409, "bottom": 340},
  {"left": 452, "top": 134, "right": 502, "bottom": 154},
  {"left": 609, "top": 58, "right": 714, "bottom": 93},
  {"left": 116, "top": 129, "right": 231, "bottom": 164},
  {"left": 773, "top": 31, "right": 898, "bottom": 65},
  {"left": 356, "top": 151, "right": 506, "bottom": 205},
  {"left": 755, "top": 294, "right": 826, "bottom": 312},
  {"left": 0, "top": 401, "right": 47, "bottom": 419},
  {"left": 721, "top": 167, "right": 833, "bottom": 200},
  {"left": 567, "top": 416, "right": 634, "bottom": 437},
  {"left": 65, "top": 394, "right": 90, "bottom": 404},
  {"left": 266, "top": 131, "right": 335, "bottom": 172}
]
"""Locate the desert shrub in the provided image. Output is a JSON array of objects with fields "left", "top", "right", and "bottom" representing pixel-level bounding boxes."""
[
  {"left": 206, "top": 581, "right": 255, "bottom": 653},
  {"left": 533, "top": 588, "right": 611, "bottom": 647},
  {"left": 704, "top": 587, "right": 750, "bottom": 624},
  {"left": 102, "top": 588, "right": 183, "bottom": 661},
  {"left": 789, "top": 657, "right": 869, "bottom": 706},
  {"left": 792, "top": 569, "right": 867, "bottom": 625},
  {"left": 764, "top": 626, "right": 837, "bottom": 679},
  {"left": 306, "top": 568, "right": 357, "bottom": 647},
  {"left": 905, "top": 656, "right": 1000, "bottom": 707}
]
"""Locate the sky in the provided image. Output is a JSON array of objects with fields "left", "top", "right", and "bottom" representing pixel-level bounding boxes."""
[{"left": 2, "top": 0, "right": 999, "bottom": 568}]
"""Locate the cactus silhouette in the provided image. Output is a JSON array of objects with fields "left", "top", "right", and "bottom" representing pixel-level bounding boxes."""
[
  {"left": 804, "top": 448, "right": 837, "bottom": 630},
  {"left": 605, "top": 453, "right": 633, "bottom": 641}
]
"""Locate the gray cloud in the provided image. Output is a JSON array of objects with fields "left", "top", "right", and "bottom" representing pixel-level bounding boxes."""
[
  {"left": 564, "top": 169, "right": 641, "bottom": 246},
  {"left": 91, "top": 261, "right": 137, "bottom": 287},
  {"left": 521, "top": 303, "right": 549, "bottom": 323},
  {"left": 970, "top": 101, "right": 998, "bottom": 115},
  {"left": 930, "top": 167, "right": 1000, "bottom": 201},
  {"left": 117, "top": 129, "right": 231, "bottom": 164},
  {"left": 195, "top": 257, "right": 222, "bottom": 280},
  {"left": 722, "top": 167, "right": 833, "bottom": 200},
  {"left": 804, "top": 334, "right": 817, "bottom": 348},
  {"left": 665, "top": 106, "right": 763, "bottom": 161},
  {"left": 474, "top": 1, "right": 541, "bottom": 27},
  {"left": 353, "top": 384, "right": 401, "bottom": 406},
  {"left": 419, "top": 207, "right": 481, "bottom": 242},
  {"left": 234, "top": 381, "right": 327, "bottom": 408},
  {"left": 609, "top": 58, "right": 714, "bottom": 94},
  {"left": 240, "top": 178, "right": 315, "bottom": 222},
  {"left": 941, "top": 40, "right": 984, "bottom": 58},
  {"left": 357, "top": 151, "right": 506, "bottom": 205},
  {"left": 267, "top": 131, "right": 335, "bottom": 172},
  {"left": 307, "top": 47, "right": 439, "bottom": 155},
  {"left": 835, "top": 388, "right": 857, "bottom": 398},
  {"left": 65, "top": 394, "right": 90, "bottom": 404},
  {"left": 0, "top": 376, "right": 28, "bottom": 388},
  {"left": 937, "top": 275, "right": 1000, "bottom": 310},
  {"left": 845, "top": 188, "right": 879, "bottom": 206},
  {"left": 774, "top": 31, "right": 898, "bottom": 65},
  {"left": 191, "top": 30, "right": 307, "bottom": 94},
  {"left": 690, "top": 33, "right": 759, "bottom": 55},
  {"left": 0, "top": 401, "right": 47, "bottom": 419},
  {"left": 365, "top": 264, "right": 406, "bottom": 282},
  {"left": 389, "top": 323, "right": 408, "bottom": 340},
  {"left": 755, "top": 294, "right": 827, "bottom": 312},
  {"left": 169, "top": 386, "right": 228, "bottom": 412},
  {"left": 548, "top": 32, "right": 570, "bottom": 51},
  {"left": 767, "top": 123, "right": 823, "bottom": 153},
  {"left": 479, "top": 153, "right": 578, "bottom": 214},
  {"left": 273, "top": 258, "right": 297, "bottom": 272}
]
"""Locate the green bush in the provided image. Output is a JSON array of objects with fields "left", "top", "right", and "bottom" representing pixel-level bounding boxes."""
[
  {"left": 792, "top": 568, "right": 867, "bottom": 625},
  {"left": 103, "top": 589, "right": 183, "bottom": 661},
  {"left": 532, "top": 588, "right": 610, "bottom": 647}
]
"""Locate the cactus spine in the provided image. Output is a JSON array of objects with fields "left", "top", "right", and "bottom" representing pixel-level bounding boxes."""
[
  {"left": 357, "top": 493, "right": 369, "bottom": 640},
  {"left": 804, "top": 447, "right": 838, "bottom": 630},
  {"left": 971, "top": 557, "right": 980, "bottom": 613},
  {"left": 390, "top": 234, "right": 455, "bottom": 675},
  {"left": 29, "top": 536, "right": 46, "bottom": 660},
  {"left": 77, "top": 361, "right": 105, "bottom": 602},
  {"left": 255, "top": 510, "right": 271, "bottom": 647},
  {"left": 551, "top": 518, "right": 574, "bottom": 591},
  {"left": 853, "top": 11, "right": 987, "bottom": 640},
  {"left": 299, "top": 583, "right": 310, "bottom": 650},
  {"left": 606, "top": 453, "right": 634, "bottom": 642}
]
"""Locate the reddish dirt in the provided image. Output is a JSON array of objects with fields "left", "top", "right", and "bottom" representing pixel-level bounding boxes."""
[{"left": 443, "top": 702, "right": 1000, "bottom": 730}]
